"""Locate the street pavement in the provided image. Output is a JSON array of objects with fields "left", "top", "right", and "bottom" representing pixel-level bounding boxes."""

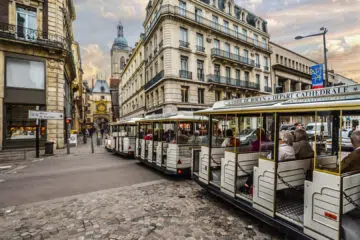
[{"left": 0, "top": 143, "right": 284, "bottom": 240}]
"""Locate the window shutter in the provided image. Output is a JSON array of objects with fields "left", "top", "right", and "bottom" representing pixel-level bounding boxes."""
[
  {"left": 43, "top": 0, "right": 48, "bottom": 38},
  {"left": 0, "top": 1, "right": 9, "bottom": 24}
]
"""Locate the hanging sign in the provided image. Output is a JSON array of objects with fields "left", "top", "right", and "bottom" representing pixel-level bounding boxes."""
[
  {"left": 29, "top": 111, "right": 63, "bottom": 120},
  {"left": 311, "top": 64, "right": 324, "bottom": 89}
]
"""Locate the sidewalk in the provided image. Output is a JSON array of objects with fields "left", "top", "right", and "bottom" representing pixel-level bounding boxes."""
[{"left": 0, "top": 137, "right": 106, "bottom": 176}]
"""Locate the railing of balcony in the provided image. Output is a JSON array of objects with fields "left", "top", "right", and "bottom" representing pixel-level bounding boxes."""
[
  {"left": 264, "top": 86, "right": 272, "bottom": 93},
  {"left": 255, "top": 63, "right": 261, "bottom": 68},
  {"left": 144, "top": 70, "right": 164, "bottom": 90},
  {"left": 145, "top": 5, "right": 270, "bottom": 51},
  {"left": 0, "top": 22, "right": 71, "bottom": 52},
  {"left": 179, "top": 70, "right": 192, "bottom": 79},
  {"left": 196, "top": 45, "right": 205, "bottom": 52},
  {"left": 179, "top": 40, "right": 190, "bottom": 48},
  {"left": 211, "top": 48, "right": 255, "bottom": 66},
  {"left": 264, "top": 66, "right": 270, "bottom": 71},
  {"left": 207, "top": 74, "right": 260, "bottom": 90}
]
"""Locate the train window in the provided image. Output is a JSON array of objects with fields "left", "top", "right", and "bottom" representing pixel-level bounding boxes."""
[
  {"left": 238, "top": 115, "right": 261, "bottom": 153},
  {"left": 163, "top": 123, "right": 175, "bottom": 143},
  {"left": 260, "top": 114, "right": 275, "bottom": 160},
  {"left": 314, "top": 111, "right": 340, "bottom": 174}
]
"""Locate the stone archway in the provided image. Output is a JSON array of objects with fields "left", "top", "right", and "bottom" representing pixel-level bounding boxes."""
[{"left": 93, "top": 114, "right": 110, "bottom": 132}]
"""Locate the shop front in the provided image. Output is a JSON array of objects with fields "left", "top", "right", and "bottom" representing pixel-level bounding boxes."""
[{"left": 3, "top": 54, "right": 47, "bottom": 149}]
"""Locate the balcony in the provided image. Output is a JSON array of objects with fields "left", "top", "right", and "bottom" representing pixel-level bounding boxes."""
[
  {"left": 255, "top": 63, "right": 261, "bottom": 68},
  {"left": 144, "top": 5, "right": 270, "bottom": 52},
  {"left": 179, "top": 70, "right": 192, "bottom": 79},
  {"left": 144, "top": 70, "right": 164, "bottom": 90},
  {"left": 207, "top": 74, "right": 260, "bottom": 91},
  {"left": 179, "top": 40, "right": 190, "bottom": 48},
  {"left": 196, "top": 45, "right": 205, "bottom": 52},
  {"left": 264, "top": 86, "right": 272, "bottom": 93},
  {"left": 211, "top": 48, "right": 255, "bottom": 67},
  {"left": 0, "top": 22, "right": 71, "bottom": 52}
]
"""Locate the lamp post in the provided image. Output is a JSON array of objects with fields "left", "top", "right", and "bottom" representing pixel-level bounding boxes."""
[{"left": 295, "top": 27, "right": 329, "bottom": 87}]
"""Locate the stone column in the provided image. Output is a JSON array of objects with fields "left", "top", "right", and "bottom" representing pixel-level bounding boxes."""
[
  {"left": 285, "top": 79, "right": 291, "bottom": 93},
  {"left": 296, "top": 82, "right": 302, "bottom": 91}
]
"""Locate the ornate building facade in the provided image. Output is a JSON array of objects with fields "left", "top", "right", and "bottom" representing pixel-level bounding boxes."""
[
  {"left": 120, "top": 0, "right": 272, "bottom": 118},
  {"left": 0, "top": 0, "right": 79, "bottom": 149}
]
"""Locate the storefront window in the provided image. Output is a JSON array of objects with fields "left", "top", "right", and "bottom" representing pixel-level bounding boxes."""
[
  {"left": 6, "top": 58, "right": 45, "bottom": 89},
  {"left": 5, "top": 104, "right": 46, "bottom": 142}
]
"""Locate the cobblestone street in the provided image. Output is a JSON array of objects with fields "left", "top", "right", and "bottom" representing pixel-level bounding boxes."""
[{"left": 0, "top": 179, "right": 283, "bottom": 240}]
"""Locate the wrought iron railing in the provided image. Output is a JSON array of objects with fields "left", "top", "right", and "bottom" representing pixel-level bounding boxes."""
[
  {"left": 179, "top": 70, "right": 192, "bottom": 79},
  {"left": 255, "top": 63, "right": 261, "bottom": 68},
  {"left": 145, "top": 5, "right": 270, "bottom": 51},
  {"left": 179, "top": 40, "right": 190, "bottom": 48},
  {"left": 264, "top": 86, "right": 272, "bottom": 93},
  {"left": 211, "top": 48, "right": 255, "bottom": 67},
  {"left": 207, "top": 74, "right": 260, "bottom": 90},
  {"left": 196, "top": 45, "right": 205, "bottom": 52},
  {"left": 144, "top": 70, "right": 164, "bottom": 90},
  {"left": 0, "top": 22, "right": 71, "bottom": 52}
]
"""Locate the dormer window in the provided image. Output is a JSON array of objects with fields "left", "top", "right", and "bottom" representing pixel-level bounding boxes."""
[
  {"left": 241, "top": 12, "right": 245, "bottom": 21},
  {"left": 228, "top": 3, "right": 232, "bottom": 15}
]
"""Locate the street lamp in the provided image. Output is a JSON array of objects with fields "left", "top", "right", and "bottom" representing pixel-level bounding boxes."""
[{"left": 295, "top": 27, "right": 329, "bottom": 87}]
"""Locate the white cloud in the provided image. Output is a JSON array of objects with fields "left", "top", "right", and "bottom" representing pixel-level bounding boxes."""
[
  {"left": 344, "top": 34, "right": 360, "bottom": 47},
  {"left": 81, "top": 44, "right": 111, "bottom": 82}
]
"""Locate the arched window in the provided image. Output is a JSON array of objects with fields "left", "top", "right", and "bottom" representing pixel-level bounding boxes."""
[
  {"left": 120, "top": 56, "right": 125, "bottom": 69},
  {"left": 242, "top": 12, "right": 245, "bottom": 21},
  {"left": 100, "top": 86, "right": 105, "bottom": 92}
]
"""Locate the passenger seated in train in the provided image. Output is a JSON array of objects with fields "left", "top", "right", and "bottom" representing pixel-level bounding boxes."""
[
  {"left": 144, "top": 130, "right": 152, "bottom": 140},
  {"left": 221, "top": 129, "right": 240, "bottom": 147},
  {"left": 342, "top": 130, "right": 360, "bottom": 173},
  {"left": 177, "top": 129, "right": 189, "bottom": 144},
  {"left": 293, "top": 129, "right": 314, "bottom": 159},
  {"left": 278, "top": 131, "right": 296, "bottom": 161}
]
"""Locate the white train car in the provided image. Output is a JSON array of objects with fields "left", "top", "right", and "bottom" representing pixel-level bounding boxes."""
[
  {"left": 193, "top": 84, "right": 360, "bottom": 240},
  {"left": 136, "top": 112, "right": 208, "bottom": 177}
]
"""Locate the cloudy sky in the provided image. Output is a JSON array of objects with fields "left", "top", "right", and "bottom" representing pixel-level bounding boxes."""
[{"left": 73, "top": 0, "right": 360, "bottom": 83}]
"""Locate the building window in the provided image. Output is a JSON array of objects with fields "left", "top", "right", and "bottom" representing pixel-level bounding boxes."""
[
  {"left": 155, "top": 61, "right": 158, "bottom": 74},
  {"left": 225, "top": 67, "right": 231, "bottom": 81},
  {"left": 196, "top": 33, "right": 204, "bottom": 52},
  {"left": 195, "top": 8, "right": 202, "bottom": 22},
  {"left": 264, "top": 57, "right": 269, "bottom": 67},
  {"left": 242, "top": 29, "right": 247, "bottom": 41},
  {"left": 256, "top": 74, "right": 260, "bottom": 85},
  {"left": 215, "top": 90, "right": 221, "bottom": 101},
  {"left": 212, "top": 15, "right": 219, "bottom": 29},
  {"left": 180, "top": 56, "right": 188, "bottom": 71},
  {"left": 253, "top": 34, "right": 258, "bottom": 46},
  {"left": 255, "top": 54, "right": 260, "bottom": 67},
  {"left": 101, "top": 96, "right": 105, "bottom": 100},
  {"left": 223, "top": 20, "right": 229, "bottom": 34},
  {"left": 197, "top": 60, "right": 204, "bottom": 81},
  {"left": 181, "top": 86, "right": 188, "bottom": 103},
  {"left": 6, "top": 58, "right": 45, "bottom": 89},
  {"left": 234, "top": 25, "right": 239, "bottom": 38},
  {"left": 276, "top": 54, "right": 279, "bottom": 63},
  {"left": 214, "top": 39, "right": 220, "bottom": 49},
  {"left": 235, "top": 69, "right": 240, "bottom": 81},
  {"left": 214, "top": 64, "right": 220, "bottom": 77},
  {"left": 198, "top": 88, "right": 205, "bottom": 104},
  {"left": 265, "top": 76, "right": 269, "bottom": 87},
  {"left": 244, "top": 71, "right": 249, "bottom": 82},
  {"left": 234, "top": 46, "right": 240, "bottom": 56},
  {"left": 5, "top": 104, "right": 46, "bottom": 143},
  {"left": 243, "top": 49, "right": 249, "bottom": 61},
  {"left": 179, "top": 1, "right": 186, "bottom": 16},
  {"left": 16, "top": 7, "right": 37, "bottom": 40},
  {"left": 280, "top": 56, "right": 283, "bottom": 65},
  {"left": 180, "top": 27, "right": 188, "bottom": 46}
]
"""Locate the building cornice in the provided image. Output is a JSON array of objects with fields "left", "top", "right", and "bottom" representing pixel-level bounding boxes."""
[{"left": 270, "top": 41, "right": 318, "bottom": 64}]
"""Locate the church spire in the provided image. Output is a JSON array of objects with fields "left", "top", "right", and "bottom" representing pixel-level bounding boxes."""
[{"left": 117, "top": 21, "right": 124, "bottom": 38}]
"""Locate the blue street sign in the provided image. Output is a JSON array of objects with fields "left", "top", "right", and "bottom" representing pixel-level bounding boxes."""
[{"left": 310, "top": 64, "right": 324, "bottom": 89}]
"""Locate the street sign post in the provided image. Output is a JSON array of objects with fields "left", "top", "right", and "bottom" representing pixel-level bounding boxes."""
[
  {"left": 29, "top": 111, "right": 63, "bottom": 120},
  {"left": 311, "top": 64, "right": 324, "bottom": 89},
  {"left": 28, "top": 110, "right": 64, "bottom": 158}
]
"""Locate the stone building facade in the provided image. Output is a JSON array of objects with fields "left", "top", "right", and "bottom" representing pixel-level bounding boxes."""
[
  {"left": 270, "top": 42, "right": 317, "bottom": 93},
  {"left": 120, "top": 38, "right": 146, "bottom": 119},
  {"left": 0, "top": 0, "right": 78, "bottom": 149},
  {"left": 72, "top": 41, "right": 85, "bottom": 132},
  {"left": 119, "top": 0, "right": 272, "bottom": 118}
]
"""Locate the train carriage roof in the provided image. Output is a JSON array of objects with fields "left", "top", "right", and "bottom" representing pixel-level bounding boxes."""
[
  {"left": 196, "top": 84, "right": 360, "bottom": 115},
  {"left": 136, "top": 112, "right": 209, "bottom": 123}
]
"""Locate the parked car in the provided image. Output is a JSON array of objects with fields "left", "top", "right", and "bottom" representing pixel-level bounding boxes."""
[
  {"left": 280, "top": 124, "right": 296, "bottom": 131},
  {"left": 239, "top": 129, "right": 257, "bottom": 145},
  {"left": 326, "top": 129, "right": 354, "bottom": 152},
  {"left": 305, "top": 122, "right": 329, "bottom": 140}
]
